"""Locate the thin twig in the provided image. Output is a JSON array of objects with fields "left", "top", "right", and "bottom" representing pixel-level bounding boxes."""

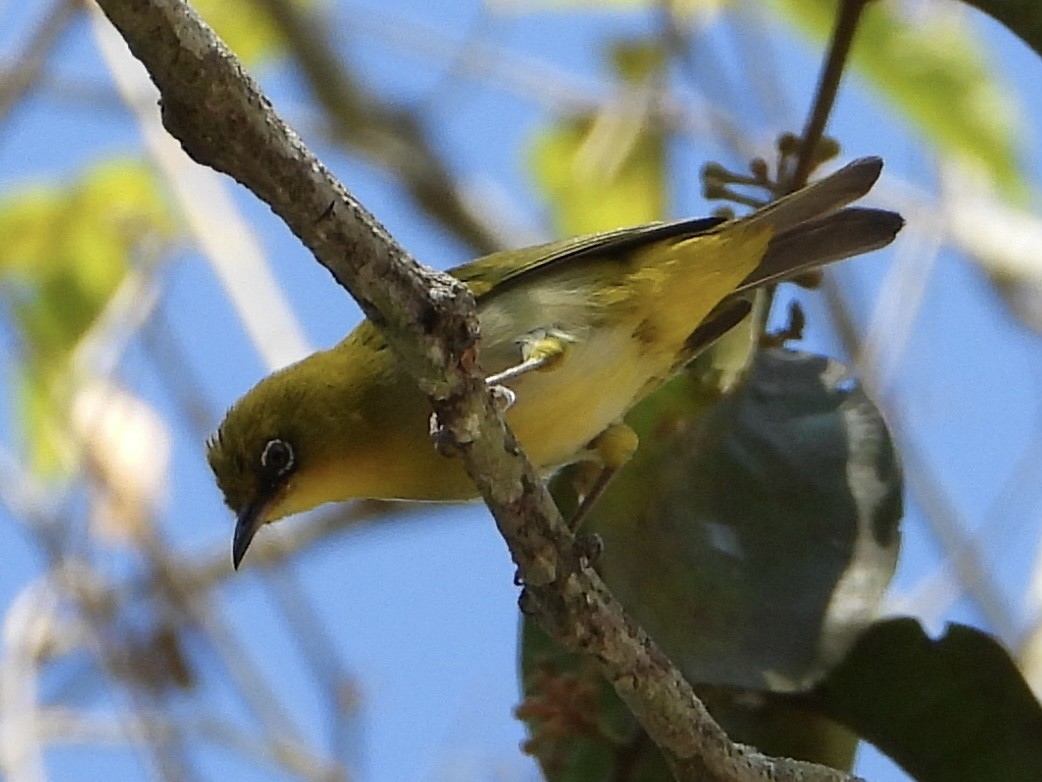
[
  {"left": 790, "top": 0, "right": 869, "bottom": 189},
  {"left": 254, "top": 0, "right": 506, "bottom": 256}
]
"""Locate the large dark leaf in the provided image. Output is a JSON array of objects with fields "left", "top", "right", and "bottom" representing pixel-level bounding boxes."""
[
  {"left": 800, "top": 617, "right": 1042, "bottom": 782},
  {"left": 589, "top": 348, "right": 902, "bottom": 692},
  {"left": 519, "top": 348, "right": 904, "bottom": 778}
]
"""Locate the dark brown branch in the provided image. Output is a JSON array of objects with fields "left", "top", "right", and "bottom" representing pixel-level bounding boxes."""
[
  {"left": 90, "top": 2, "right": 859, "bottom": 779},
  {"left": 790, "top": 0, "right": 870, "bottom": 190}
]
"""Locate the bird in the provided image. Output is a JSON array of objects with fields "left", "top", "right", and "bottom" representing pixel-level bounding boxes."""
[{"left": 207, "top": 156, "right": 903, "bottom": 568}]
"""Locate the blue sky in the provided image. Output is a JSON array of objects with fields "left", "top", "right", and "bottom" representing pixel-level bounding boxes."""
[{"left": 2, "top": 2, "right": 1042, "bottom": 781}]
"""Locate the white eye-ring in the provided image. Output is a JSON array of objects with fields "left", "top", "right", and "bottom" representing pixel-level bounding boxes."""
[{"left": 261, "top": 438, "right": 294, "bottom": 476}]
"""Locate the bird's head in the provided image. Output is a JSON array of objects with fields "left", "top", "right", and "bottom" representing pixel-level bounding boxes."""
[
  {"left": 208, "top": 333, "right": 422, "bottom": 569},
  {"left": 207, "top": 366, "right": 314, "bottom": 569}
]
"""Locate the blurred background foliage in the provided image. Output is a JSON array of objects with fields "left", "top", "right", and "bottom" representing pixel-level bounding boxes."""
[{"left": 1, "top": 0, "right": 1042, "bottom": 781}]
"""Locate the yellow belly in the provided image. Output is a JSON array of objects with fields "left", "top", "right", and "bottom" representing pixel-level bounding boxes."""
[{"left": 503, "top": 324, "right": 658, "bottom": 470}]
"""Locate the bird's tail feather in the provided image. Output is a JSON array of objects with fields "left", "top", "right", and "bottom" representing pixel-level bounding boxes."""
[
  {"left": 739, "top": 206, "right": 904, "bottom": 292},
  {"left": 743, "top": 156, "right": 885, "bottom": 234}
]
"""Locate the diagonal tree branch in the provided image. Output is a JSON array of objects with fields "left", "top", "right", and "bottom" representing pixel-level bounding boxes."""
[
  {"left": 89, "top": 1, "right": 860, "bottom": 779},
  {"left": 790, "top": 0, "right": 869, "bottom": 190}
]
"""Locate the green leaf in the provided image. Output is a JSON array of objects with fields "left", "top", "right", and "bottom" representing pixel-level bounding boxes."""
[
  {"left": 588, "top": 348, "right": 903, "bottom": 693},
  {"left": 803, "top": 618, "right": 1042, "bottom": 782},
  {"left": 771, "top": 0, "right": 1025, "bottom": 195},
  {"left": 962, "top": 0, "right": 1042, "bottom": 60}
]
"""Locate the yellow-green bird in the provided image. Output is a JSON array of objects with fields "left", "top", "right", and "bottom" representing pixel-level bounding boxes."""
[{"left": 208, "top": 157, "right": 902, "bottom": 567}]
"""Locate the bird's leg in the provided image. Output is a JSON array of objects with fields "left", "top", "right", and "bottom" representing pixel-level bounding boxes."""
[
  {"left": 568, "top": 422, "right": 639, "bottom": 534},
  {"left": 485, "top": 330, "right": 574, "bottom": 413},
  {"left": 488, "top": 384, "right": 517, "bottom": 411},
  {"left": 485, "top": 353, "right": 556, "bottom": 387},
  {"left": 485, "top": 329, "right": 574, "bottom": 388}
]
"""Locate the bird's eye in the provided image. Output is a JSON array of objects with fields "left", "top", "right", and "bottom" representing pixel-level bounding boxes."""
[{"left": 260, "top": 438, "right": 294, "bottom": 476}]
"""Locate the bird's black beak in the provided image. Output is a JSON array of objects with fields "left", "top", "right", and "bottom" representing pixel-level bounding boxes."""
[{"left": 232, "top": 496, "right": 270, "bottom": 569}]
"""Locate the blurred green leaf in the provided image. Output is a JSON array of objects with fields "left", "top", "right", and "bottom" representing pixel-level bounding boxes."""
[
  {"left": 609, "top": 39, "right": 668, "bottom": 83},
  {"left": 15, "top": 370, "right": 67, "bottom": 476},
  {"left": 961, "top": 0, "right": 1042, "bottom": 59},
  {"left": 771, "top": 0, "right": 1025, "bottom": 194},
  {"left": 528, "top": 39, "right": 668, "bottom": 234},
  {"left": 528, "top": 112, "right": 666, "bottom": 235},
  {"left": 192, "top": 0, "right": 298, "bottom": 65},
  {"left": 802, "top": 618, "right": 1042, "bottom": 782},
  {"left": 1, "top": 160, "right": 173, "bottom": 361},
  {"left": 0, "top": 159, "right": 175, "bottom": 475}
]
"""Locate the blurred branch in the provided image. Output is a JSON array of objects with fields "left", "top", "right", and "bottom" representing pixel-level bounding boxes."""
[
  {"left": 656, "top": 2, "right": 772, "bottom": 163},
  {"left": 344, "top": 5, "right": 751, "bottom": 167},
  {"left": 184, "top": 501, "right": 418, "bottom": 588},
  {"left": 821, "top": 271, "right": 1019, "bottom": 644},
  {"left": 940, "top": 163, "right": 1042, "bottom": 332},
  {"left": 0, "top": 242, "right": 332, "bottom": 776},
  {"left": 789, "top": 0, "right": 868, "bottom": 189},
  {"left": 88, "top": 1, "right": 860, "bottom": 779},
  {"left": 263, "top": 568, "right": 362, "bottom": 769},
  {"left": 141, "top": 311, "right": 216, "bottom": 433},
  {"left": 853, "top": 199, "right": 1024, "bottom": 638},
  {"left": 1, "top": 564, "right": 199, "bottom": 782},
  {"left": 255, "top": 0, "right": 507, "bottom": 256},
  {"left": 148, "top": 546, "right": 308, "bottom": 745},
  {"left": 191, "top": 717, "right": 345, "bottom": 781},
  {"left": 1, "top": 577, "right": 56, "bottom": 782},
  {"left": 0, "top": 445, "right": 366, "bottom": 777},
  {"left": 344, "top": 6, "right": 607, "bottom": 113},
  {"left": 2, "top": 72, "right": 127, "bottom": 114},
  {"left": 0, "top": 0, "right": 81, "bottom": 127},
  {"left": 88, "top": 5, "right": 312, "bottom": 371},
  {"left": 24, "top": 710, "right": 342, "bottom": 781}
]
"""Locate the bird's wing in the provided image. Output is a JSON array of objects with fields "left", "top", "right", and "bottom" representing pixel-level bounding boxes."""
[
  {"left": 452, "top": 156, "right": 888, "bottom": 303},
  {"left": 450, "top": 216, "right": 725, "bottom": 300}
]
